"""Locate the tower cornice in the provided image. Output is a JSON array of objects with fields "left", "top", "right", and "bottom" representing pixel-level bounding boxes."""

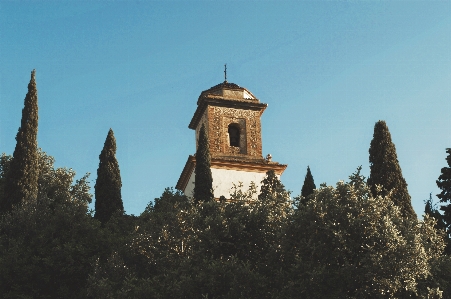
[
  {"left": 176, "top": 155, "right": 287, "bottom": 192},
  {"left": 189, "top": 97, "right": 267, "bottom": 130}
]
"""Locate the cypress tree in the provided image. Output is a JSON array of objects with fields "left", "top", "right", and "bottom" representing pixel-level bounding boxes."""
[
  {"left": 259, "top": 170, "right": 286, "bottom": 202},
  {"left": 424, "top": 193, "right": 446, "bottom": 232},
  {"left": 94, "top": 129, "right": 123, "bottom": 224},
  {"left": 368, "top": 120, "right": 416, "bottom": 218},
  {"left": 437, "top": 148, "right": 451, "bottom": 247},
  {"left": 2, "top": 70, "right": 39, "bottom": 212},
  {"left": 301, "top": 166, "right": 316, "bottom": 200},
  {"left": 193, "top": 123, "right": 214, "bottom": 203}
]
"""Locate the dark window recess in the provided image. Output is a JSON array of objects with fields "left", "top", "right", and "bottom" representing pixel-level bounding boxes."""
[{"left": 228, "top": 124, "right": 240, "bottom": 147}]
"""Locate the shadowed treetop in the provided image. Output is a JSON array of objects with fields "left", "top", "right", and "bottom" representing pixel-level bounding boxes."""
[
  {"left": 368, "top": 120, "right": 416, "bottom": 218},
  {"left": 437, "top": 148, "right": 451, "bottom": 250},
  {"left": 193, "top": 123, "right": 214, "bottom": 203},
  {"left": 94, "top": 128, "right": 123, "bottom": 224},
  {"left": 301, "top": 166, "right": 316, "bottom": 201},
  {"left": 2, "top": 70, "right": 39, "bottom": 212}
]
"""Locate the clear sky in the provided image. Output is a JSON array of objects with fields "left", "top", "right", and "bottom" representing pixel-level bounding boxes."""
[{"left": 1, "top": 1, "right": 450, "bottom": 216}]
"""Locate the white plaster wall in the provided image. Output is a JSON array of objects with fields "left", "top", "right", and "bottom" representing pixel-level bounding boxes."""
[
  {"left": 211, "top": 168, "right": 268, "bottom": 199},
  {"left": 183, "top": 167, "right": 280, "bottom": 200},
  {"left": 183, "top": 170, "right": 196, "bottom": 198}
]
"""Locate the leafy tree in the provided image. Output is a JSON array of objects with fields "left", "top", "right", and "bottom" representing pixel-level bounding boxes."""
[
  {"left": 175, "top": 173, "right": 291, "bottom": 296},
  {"left": 90, "top": 180, "right": 293, "bottom": 298},
  {"left": 258, "top": 170, "right": 292, "bottom": 238},
  {"left": 2, "top": 70, "right": 39, "bottom": 212},
  {"left": 300, "top": 165, "right": 316, "bottom": 205},
  {"left": 259, "top": 170, "right": 287, "bottom": 201},
  {"left": 0, "top": 151, "right": 101, "bottom": 299},
  {"left": 84, "top": 166, "right": 451, "bottom": 298},
  {"left": 193, "top": 123, "right": 213, "bottom": 203},
  {"left": 38, "top": 150, "right": 92, "bottom": 206},
  {"left": 283, "top": 167, "right": 445, "bottom": 299},
  {"left": 88, "top": 188, "right": 194, "bottom": 298},
  {"left": 95, "top": 128, "right": 123, "bottom": 224},
  {"left": 428, "top": 255, "right": 451, "bottom": 299},
  {"left": 136, "top": 188, "right": 192, "bottom": 270},
  {"left": 86, "top": 172, "right": 450, "bottom": 298},
  {"left": 368, "top": 120, "right": 416, "bottom": 218},
  {"left": 1, "top": 150, "right": 91, "bottom": 206}
]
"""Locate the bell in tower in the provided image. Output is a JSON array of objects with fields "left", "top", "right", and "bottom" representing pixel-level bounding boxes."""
[
  {"left": 176, "top": 79, "right": 287, "bottom": 199},
  {"left": 228, "top": 124, "right": 240, "bottom": 147}
]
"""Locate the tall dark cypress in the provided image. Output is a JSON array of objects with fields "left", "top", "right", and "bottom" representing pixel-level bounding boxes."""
[
  {"left": 2, "top": 70, "right": 39, "bottom": 212},
  {"left": 424, "top": 193, "right": 446, "bottom": 232},
  {"left": 368, "top": 120, "right": 416, "bottom": 218},
  {"left": 437, "top": 148, "right": 451, "bottom": 245},
  {"left": 193, "top": 123, "right": 214, "bottom": 203},
  {"left": 301, "top": 166, "right": 316, "bottom": 199},
  {"left": 94, "top": 129, "right": 123, "bottom": 223}
]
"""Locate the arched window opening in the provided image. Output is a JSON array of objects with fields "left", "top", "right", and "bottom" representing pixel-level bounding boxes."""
[{"left": 228, "top": 124, "right": 240, "bottom": 147}]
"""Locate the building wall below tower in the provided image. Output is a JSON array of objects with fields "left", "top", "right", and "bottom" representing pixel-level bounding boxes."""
[
  {"left": 183, "top": 167, "right": 278, "bottom": 200},
  {"left": 211, "top": 168, "right": 268, "bottom": 199},
  {"left": 183, "top": 170, "right": 196, "bottom": 198}
]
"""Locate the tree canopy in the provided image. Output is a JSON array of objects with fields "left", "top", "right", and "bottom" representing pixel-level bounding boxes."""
[
  {"left": 284, "top": 168, "right": 445, "bottom": 298},
  {"left": 368, "top": 120, "right": 416, "bottom": 218},
  {"left": 193, "top": 123, "right": 214, "bottom": 203},
  {"left": 1, "top": 72, "right": 451, "bottom": 298},
  {"left": 2, "top": 70, "right": 39, "bottom": 212},
  {"left": 0, "top": 150, "right": 100, "bottom": 298},
  {"left": 87, "top": 169, "right": 449, "bottom": 298},
  {"left": 94, "top": 128, "right": 123, "bottom": 224},
  {"left": 300, "top": 165, "right": 316, "bottom": 205},
  {"left": 437, "top": 148, "right": 451, "bottom": 253}
]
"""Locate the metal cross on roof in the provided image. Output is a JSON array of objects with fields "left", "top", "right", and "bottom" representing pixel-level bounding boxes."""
[{"left": 224, "top": 63, "right": 227, "bottom": 83}]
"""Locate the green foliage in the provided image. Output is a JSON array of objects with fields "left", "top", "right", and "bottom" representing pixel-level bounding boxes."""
[
  {"left": 37, "top": 150, "right": 92, "bottom": 206},
  {"left": 88, "top": 179, "right": 294, "bottom": 298},
  {"left": 193, "top": 179, "right": 290, "bottom": 266},
  {"left": 1, "top": 150, "right": 92, "bottom": 208},
  {"left": 147, "top": 255, "right": 269, "bottom": 299},
  {"left": 194, "top": 123, "right": 214, "bottom": 203},
  {"left": 428, "top": 255, "right": 451, "bottom": 299},
  {"left": 437, "top": 148, "right": 451, "bottom": 253},
  {"left": 284, "top": 167, "right": 445, "bottom": 298},
  {"left": 0, "top": 154, "right": 12, "bottom": 203},
  {"left": 300, "top": 165, "right": 316, "bottom": 204},
  {"left": 1, "top": 87, "right": 449, "bottom": 298},
  {"left": 136, "top": 188, "right": 192, "bottom": 272},
  {"left": 425, "top": 193, "right": 447, "bottom": 233},
  {"left": 87, "top": 212, "right": 140, "bottom": 299},
  {"left": 259, "top": 170, "right": 289, "bottom": 202},
  {"left": 95, "top": 128, "right": 123, "bottom": 224},
  {"left": 368, "top": 120, "right": 416, "bottom": 218},
  {"left": 88, "top": 188, "right": 193, "bottom": 298},
  {"left": 87, "top": 168, "right": 451, "bottom": 298},
  {"left": 0, "top": 200, "right": 101, "bottom": 299},
  {"left": 0, "top": 152, "right": 101, "bottom": 298},
  {"left": 2, "top": 70, "right": 39, "bottom": 212}
]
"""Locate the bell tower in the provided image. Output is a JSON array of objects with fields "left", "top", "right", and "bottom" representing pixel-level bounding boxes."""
[{"left": 176, "top": 80, "right": 287, "bottom": 199}]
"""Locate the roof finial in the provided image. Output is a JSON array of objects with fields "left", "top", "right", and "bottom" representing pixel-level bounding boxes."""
[{"left": 224, "top": 63, "right": 227, "bottom": 83}]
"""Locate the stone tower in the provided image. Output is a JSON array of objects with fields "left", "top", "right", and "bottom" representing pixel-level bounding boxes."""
[{"left": 176, "top": 81, "right": 287, "bottom": 199}]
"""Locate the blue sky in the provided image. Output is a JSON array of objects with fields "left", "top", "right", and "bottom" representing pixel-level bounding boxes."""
[{"left": 1, "top": 1, "right": 450, "bottom": 216}]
